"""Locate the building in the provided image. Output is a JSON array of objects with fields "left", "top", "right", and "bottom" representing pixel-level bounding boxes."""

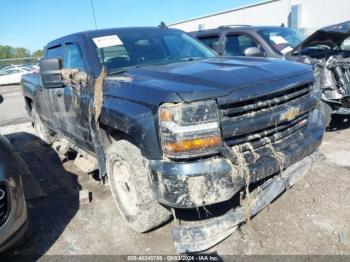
[{"left": 169, "top": 0, "right": 350, "bottom": 36}]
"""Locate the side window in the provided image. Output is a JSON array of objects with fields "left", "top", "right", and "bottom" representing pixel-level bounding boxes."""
[
  {"left": 63, "top": 43, "right": 85, "bottom": 70},
  {"left": 225, "top": 34, "right": 261, "bottom": 56},
  {"left": 198, "top": 36, "right": 220, "bottom": 50},
  {"left": 46, "top": 45, "right": 63, "bottom": 59}
]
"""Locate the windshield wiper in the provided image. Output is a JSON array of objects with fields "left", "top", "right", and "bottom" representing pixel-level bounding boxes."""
[
  {"left": 108, "top": 68, "right": 129, "bottom": 76},
  {"left": 180, "top": 57, "right": 205, "bottom": 62}
]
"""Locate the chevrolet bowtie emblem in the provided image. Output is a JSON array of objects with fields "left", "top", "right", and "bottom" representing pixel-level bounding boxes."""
[{"left": 280, "top": 107, "right": 301, "bottom": 121}]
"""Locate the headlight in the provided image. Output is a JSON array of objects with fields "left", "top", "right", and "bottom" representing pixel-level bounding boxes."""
[{"left": 159, "top": 100, "right": 222, "bottom": 158}]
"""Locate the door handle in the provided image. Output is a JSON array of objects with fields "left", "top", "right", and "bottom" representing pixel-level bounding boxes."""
[{"left": 56, "top": 91, "right": 62, "bottom": 97}]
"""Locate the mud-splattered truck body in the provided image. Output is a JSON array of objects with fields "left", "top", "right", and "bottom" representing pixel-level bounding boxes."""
[{"left": 21, "top": 27, "right": 324, "bottom": 252}]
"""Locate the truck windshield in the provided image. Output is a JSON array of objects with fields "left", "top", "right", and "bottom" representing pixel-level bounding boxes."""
[
  {"left": 91, "top": 29, "right": 216, "bottom": 74},
  {"left": 258, "top": 28, "right": 305, "bottom": 55}
]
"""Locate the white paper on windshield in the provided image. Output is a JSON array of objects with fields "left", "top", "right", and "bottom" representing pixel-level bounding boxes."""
[
  {"left": 92, "top": 35, "right": 123, "bottom": 48},
  {"left": 280, "top": 46, "right": 293, "bottom": 54},
  {"left": 270, "top": 35, "right": 288, "bottom": 45}
]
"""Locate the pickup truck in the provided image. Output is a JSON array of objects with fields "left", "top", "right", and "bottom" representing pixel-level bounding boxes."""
[
  {"left": 191, "top": 21, "right": 350, "bottom": 127},
  {"left": 21, "top": 27, "right": 324, "bottom": 253}
]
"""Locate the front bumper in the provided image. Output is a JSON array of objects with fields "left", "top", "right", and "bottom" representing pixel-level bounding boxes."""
[
  {"left": 171, "top": 150, "right": 319, "bottom": 253},
  {"left": 322, "top": 97, "right": 350, "bottom": 115},
  {"left": 148, "top": 108, "right": 324, "bottom": 208}
]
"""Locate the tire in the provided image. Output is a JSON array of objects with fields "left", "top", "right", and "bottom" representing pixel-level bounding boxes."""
[
  {"left": 32, "top": 107, "right": 56, "bottom": 145},
  {"left": 106, "top": 139, "right": 171, "bottom": 233},
  {"left": 319, "top": 100, "right": 333, "bottom": 128}
]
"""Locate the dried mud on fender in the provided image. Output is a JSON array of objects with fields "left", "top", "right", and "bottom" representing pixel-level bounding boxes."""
[
  {"left": 93, "top": 68, "right": 107, "bottom": 124},
  {"left": 88, "top": 68, "right": 108, "bottom": 178}
]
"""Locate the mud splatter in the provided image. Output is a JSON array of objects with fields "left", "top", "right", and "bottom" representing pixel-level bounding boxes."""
[{"left": 93, "top": 68, "right": 107, "bottom": 125}]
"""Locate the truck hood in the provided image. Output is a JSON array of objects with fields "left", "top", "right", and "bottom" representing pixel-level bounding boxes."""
[
  {"left": 293, "top": 20, "right": 350, "bottom": 51},
  {"left": 106, "top": 57, "right": 312, "bottom": 102}
]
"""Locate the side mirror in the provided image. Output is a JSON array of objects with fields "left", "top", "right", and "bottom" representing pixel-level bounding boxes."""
[
  {"left": 0, "top": 95, "right": 3, "bottom": 104},
  {"left": 40, "top": 58, "right": 63, "bottom": 88},
  {"left": 244, "top": 47, "right": 263, "bottom": 57}
]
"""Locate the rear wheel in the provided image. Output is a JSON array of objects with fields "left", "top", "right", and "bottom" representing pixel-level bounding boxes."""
[
  {"left": 32, "top": 107, "right": 55, "bottom": 145},
  {"left": 106, "top": 139, "right": 171, "bottom": 233}
]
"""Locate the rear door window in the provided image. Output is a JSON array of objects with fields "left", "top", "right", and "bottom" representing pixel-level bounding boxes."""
[
  {"left": 225, "top": 34, "right": 260, "bottom": 56},
  {"left": 46, "top": 45, "right": 63, "bottom": 59}
]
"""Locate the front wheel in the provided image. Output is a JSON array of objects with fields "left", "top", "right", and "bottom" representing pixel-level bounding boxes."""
[{"left": 106, "top": 139, "right": 171, "bottom": 233}]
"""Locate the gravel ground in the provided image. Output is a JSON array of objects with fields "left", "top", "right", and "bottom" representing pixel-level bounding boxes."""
[{"left": 0, "top": 116, "right": 349, "bottom": 258}]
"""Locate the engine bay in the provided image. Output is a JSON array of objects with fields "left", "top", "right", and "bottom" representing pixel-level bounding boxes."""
[{"left": 300, "top": 48, "right": 350, "bottom": 110}]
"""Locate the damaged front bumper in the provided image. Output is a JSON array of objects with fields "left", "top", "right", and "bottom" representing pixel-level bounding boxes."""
[
  {"left": 171, "top": 150, "right": 319, "bottom": 253},
  {"left": 148, "top": 109, "right": 324, "bottom": 209}
]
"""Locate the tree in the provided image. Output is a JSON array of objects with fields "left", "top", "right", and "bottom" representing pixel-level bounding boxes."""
[
  {"left": 32, "top": 49, "right": 44, "bottom": 57},
  {"left": 0, "top": 45, "right": 13, "bottom": 59},
  {"left": 0, "top": 45, "right": 31, "bottom": 59},
  {"left": 13, "top": 47, "right": 30, "bottom": 58}
]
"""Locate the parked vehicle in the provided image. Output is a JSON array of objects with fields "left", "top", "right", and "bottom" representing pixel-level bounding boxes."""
[
  {"left": 0, "top": 66, "right": 32, "bottom": 86},
  {"left": 191, "top": 21, "right": 350, "bottom": 126},
  {"left": 0, "top": 94, "right": 29, "bottom": 253},
  {"left": 21, "top": 27, "right": 324, "bottom": 253}
]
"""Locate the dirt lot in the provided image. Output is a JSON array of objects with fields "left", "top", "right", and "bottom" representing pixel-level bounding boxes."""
[{"left": 0, "top": 116, "right": 349, "bottom": 257}]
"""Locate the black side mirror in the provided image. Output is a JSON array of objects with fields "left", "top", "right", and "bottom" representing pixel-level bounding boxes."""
[
  {"left": 244, "top": 47, "right": 263, "bottom": 57},
  {"left": 0, "top": 95, "right": 3, "bottom": 104},
  {"left": 40, "top": 58, "right": 63, "bottom": 88}
]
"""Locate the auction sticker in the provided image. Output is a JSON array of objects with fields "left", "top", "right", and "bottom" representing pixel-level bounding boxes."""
[{"left": 93, "top": 35, "right": 123, "bottom": 48}]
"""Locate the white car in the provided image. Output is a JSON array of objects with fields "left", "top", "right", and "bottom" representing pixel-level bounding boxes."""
[{"left": 0, "top": 67, "right": 32, "bottom": 85}]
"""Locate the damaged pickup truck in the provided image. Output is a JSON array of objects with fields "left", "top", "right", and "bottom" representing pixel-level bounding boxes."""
[
  {"left": 289, "top": 21, "right": 350, "bottom": 125},
  {"left": 192, "top": 20, "right": 350, "bottom": 126},
  {"left": 21, "top": 27, "right": 324, "bottom": 253}
]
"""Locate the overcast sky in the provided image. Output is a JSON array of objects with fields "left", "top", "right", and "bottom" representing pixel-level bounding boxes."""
[{"left": 0, "top": 0, "right": 261, "bottom": 52}]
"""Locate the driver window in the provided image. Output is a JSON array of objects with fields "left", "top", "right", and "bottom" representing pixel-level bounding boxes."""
[
  {"left": 64, "top": 43, "right": 86, "bottom": 70},
  {"left": 225, "top": 34, "right": 262, "bottom": 56}
]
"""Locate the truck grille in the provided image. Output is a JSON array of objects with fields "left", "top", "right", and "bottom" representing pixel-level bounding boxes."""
[
  {"left": 219, "top": 83, "right": 317, "bottom": 164},
  {"left": 0, "top": 184, "right": 9, "bottom": 227}
]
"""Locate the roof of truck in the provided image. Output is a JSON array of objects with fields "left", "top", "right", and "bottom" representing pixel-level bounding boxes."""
[
  {"left": 47, "top": 27, "right": 180, "bottom": 48},
  {"left": 190, "top": 25, "right": 284, "bottom": 36}
]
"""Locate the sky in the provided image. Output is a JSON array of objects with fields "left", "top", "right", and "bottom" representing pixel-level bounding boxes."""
[{"left": 0, "top": 0, "right": 260, "bottom": 52}]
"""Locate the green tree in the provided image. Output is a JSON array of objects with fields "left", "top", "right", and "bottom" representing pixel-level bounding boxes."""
[
  {"left": 0, "top": 45, "right": 13, "bottom": 59},
  {"left": 13, "top": 47, "right": 30, "bottom": 58},
  {"left": 32, "top": 49, "right": 44, "bottom": 57}
]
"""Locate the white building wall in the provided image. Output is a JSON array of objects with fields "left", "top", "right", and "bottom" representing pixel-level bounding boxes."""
[{"left": 169, "top": 0, "right": 350, "bottom": 35}]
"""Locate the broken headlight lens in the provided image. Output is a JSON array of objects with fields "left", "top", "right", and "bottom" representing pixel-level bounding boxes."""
[{"left": 159, "top": 101, "right": 222, "bottom": 158}]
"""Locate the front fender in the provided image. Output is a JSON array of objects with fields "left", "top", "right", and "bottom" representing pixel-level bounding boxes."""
[{"left": 100, "top": 97, "right": 163, "bottom": 159}]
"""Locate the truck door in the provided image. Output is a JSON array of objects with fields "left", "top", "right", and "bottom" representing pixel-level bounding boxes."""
[
  {"left": 34, "top": 44, "right": 62, "bottom": 130},
  {"left": 54, "top": 41, "right": 93, "bottom": 150}
]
